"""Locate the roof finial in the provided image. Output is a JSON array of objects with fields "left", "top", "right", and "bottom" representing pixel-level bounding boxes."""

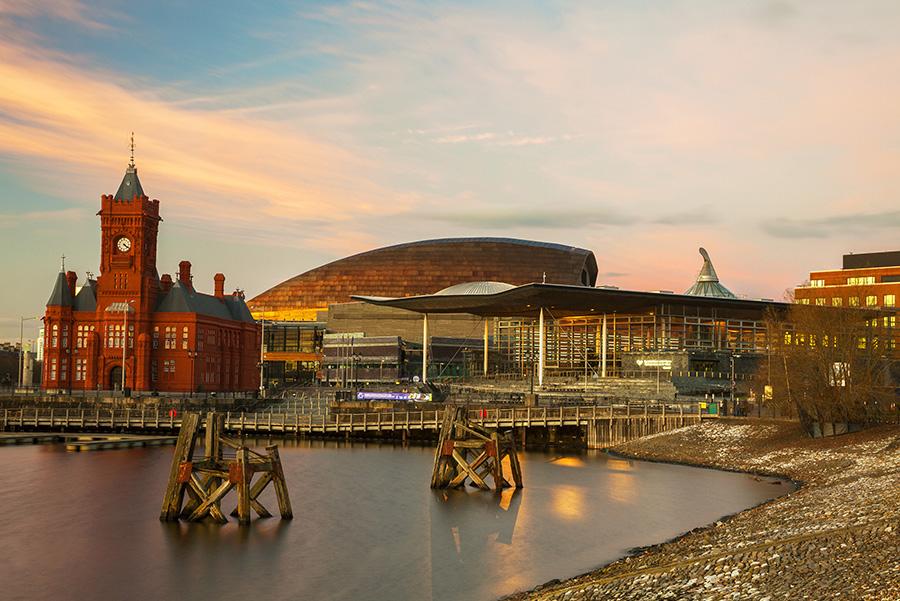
[
  {"left": 129, "top": 132, "right": 135, "bottom": 168},
  {"left": 61, "top": 254, "right": 66, "bottom": 271}
]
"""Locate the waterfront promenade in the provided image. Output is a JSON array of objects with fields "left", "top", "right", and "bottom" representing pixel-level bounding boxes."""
[
  {"left": 0, "top": 402, "right": 713, "bottom": 448},
  {"left": 513, "top": 419, "right": 900, "bottom": 600}
]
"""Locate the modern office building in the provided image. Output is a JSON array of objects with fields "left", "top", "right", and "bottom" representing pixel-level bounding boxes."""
[
  {"left": 794, "top": 250, "right": 900, "bottom": 310},
  {"left": 41, "top": 157, "right": 260, "bottom": 394}
]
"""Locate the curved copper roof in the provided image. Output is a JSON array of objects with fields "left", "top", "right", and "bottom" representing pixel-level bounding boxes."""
[{"left": 249, "top": 237, "right": 597, "bottom": 317}]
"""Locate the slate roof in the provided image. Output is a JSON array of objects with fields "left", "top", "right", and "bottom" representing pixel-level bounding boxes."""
[
  {"left": 684, "top": 248, "right": 736, "bottom": 298},
  {"left": 115, "top": 165, "right": 144, "bottom": 201},
  {"left": 46, "top": 272, "right": 73, "bottom": 307},
  {"left": 156, "top": 280, "right": 256, "bottom": 323},
  {"left": 74, "top": 280, "right": 97, "bottom": 311}
]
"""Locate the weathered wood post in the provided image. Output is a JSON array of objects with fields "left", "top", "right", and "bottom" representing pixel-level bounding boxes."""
[
  {"left": 159, "top": 411, "right": 292, "bottom": 525},
  {"left": 430, "top": 405, "right": 523, "bottom": 491}
]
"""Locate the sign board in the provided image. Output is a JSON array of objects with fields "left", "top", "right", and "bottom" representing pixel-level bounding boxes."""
[
  {"left": 636, "top": 358, "right": 672, "bottom": 370},
  {"left": 763, "top": 385, "right": 773, "bottom": 400},
  {"left": 357, "top": 391, "right": 433, "bottom": 402}
]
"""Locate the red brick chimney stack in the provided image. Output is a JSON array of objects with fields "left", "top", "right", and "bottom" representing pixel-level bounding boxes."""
[
  {"left": 65, "top": 271, "right": 77, "bottom": 298},
  {"left": 160, "top": 273, "right": 173, "bottom": 293},
  {"left": 178, "top": 261, "right": 192, "bottom": 288},
  {"left": 214, "top": 273, "right": 225, "bottom": 299}
]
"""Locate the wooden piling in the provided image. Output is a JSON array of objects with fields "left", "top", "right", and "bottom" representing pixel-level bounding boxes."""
[{"left": 159, "top": 411, "right": 292, "bottom": 525}]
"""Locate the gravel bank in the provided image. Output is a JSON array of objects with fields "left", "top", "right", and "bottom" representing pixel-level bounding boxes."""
[{"left": 505, "top": 418, "right": 900, "bottom": 600}]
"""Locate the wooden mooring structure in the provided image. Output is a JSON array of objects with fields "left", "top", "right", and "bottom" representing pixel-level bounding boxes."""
[
  {"left": 1, "top": 403, "right": 713, "bottom": 449},
  {"left": 431, "top": 406, "right": 523, "bottom": 491},
  {"left": 160, "top": 412, "right": 292, "bottom": 524}
]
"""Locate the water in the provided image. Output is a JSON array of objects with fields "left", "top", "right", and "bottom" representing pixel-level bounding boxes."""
[{"left": 0, "top": 440, "right": 789, "bottom": 601}]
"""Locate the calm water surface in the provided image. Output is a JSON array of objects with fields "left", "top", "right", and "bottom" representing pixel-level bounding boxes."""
[{"left": 0, "top": 440, "right": 789, "bottom": 601}]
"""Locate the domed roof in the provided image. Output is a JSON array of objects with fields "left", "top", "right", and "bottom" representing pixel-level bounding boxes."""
[
  {"left": 434, "top": 281, "right": 516, "bottom": 296},
  {"left": 684, "top": 248, "right": 736, "bottom": 298}
]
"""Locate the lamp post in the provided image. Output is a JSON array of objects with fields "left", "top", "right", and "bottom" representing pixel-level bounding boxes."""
[
  {"left": 105, "top": 301, "right": 134, "bottom": 393},
  {"left": 19, "top": 316, "right": 37, "bottom": 389},
  {"left": 187, "top": 349, "right": 198, "bottom": 398},
  {"left": 259, "top": 319, "right": 267, "bottom": 398}
]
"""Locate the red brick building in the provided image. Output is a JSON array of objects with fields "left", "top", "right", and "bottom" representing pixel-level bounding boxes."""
[
  {"left": 794, "top": 251, "right": 899, "bottom": 310},
  {"left": 42, "top": 159, "right": 260, "bottom": 394}
]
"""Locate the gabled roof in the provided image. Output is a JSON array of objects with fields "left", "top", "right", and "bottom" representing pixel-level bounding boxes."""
[
  {"left": 46, "top": 272, "right": 73, "bottom": 307},
  {"left": 74, "top": 280, "right": 97, "bottom": 312},
  {"left": 156, "top": 280, "right": 256, "bottom": 323},
  {"left": 115, "top": 165, "right": 144, "bottom": 201}
]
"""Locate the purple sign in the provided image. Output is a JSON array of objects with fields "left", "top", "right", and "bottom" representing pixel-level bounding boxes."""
[{"left": 356, "top": 391, "right": 433, "bottom": 402}]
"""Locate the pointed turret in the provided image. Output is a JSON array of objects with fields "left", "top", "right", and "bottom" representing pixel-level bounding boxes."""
[
  {"left": 684, "top": 247, "right": 736, "bottom": 298},
  {"left": 46, "top": 271, "right": 74, "bottom": 307}
]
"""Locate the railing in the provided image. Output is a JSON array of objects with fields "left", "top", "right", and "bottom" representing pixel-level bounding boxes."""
[{"left": 0, "top": 403, "right": 712, "bottom": 435}]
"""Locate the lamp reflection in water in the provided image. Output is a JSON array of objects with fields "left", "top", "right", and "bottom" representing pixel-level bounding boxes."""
[{"left": 550, "top": 485, "right": 585, "bottom": 520}]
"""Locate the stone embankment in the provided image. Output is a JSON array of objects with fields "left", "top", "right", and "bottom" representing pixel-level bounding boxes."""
[{"left": 507, "top": 418, "right": 900, "bottom": 601}]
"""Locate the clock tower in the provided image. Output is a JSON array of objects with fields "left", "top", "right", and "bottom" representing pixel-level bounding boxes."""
[{"left": 96, "top": 155, "right": 162, "bottom": 314}]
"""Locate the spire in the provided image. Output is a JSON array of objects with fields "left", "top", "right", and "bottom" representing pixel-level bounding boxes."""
[
  {"left": 115, "top": 132, "right": 144, "bottom": 200},
  {"left": 684, "top": 247, "right": 736, "bottom": 298}
]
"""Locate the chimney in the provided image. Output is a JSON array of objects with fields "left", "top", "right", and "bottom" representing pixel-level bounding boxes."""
[
  {"left": 178, "top": 261, "right": 192, "bottom": 288},
  {"left": 65, "top": 271, "right": 77, "bottom": 298},
  {"left": 214, "top": 273, "right": 225, "bottom": 299},
  {"left": 160, "top": 274, "right": 173, "bottom": 293}
]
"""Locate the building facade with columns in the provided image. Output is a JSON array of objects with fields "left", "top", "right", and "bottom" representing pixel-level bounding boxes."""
[{"left": 41, "top": 159, "right": 260, "bottom": 394}]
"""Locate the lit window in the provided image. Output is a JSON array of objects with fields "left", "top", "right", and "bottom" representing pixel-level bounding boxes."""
[
  {"left": 815, "top": 298, "right": 825, "bottom": 306},
  {"left": 797, "top": 298, "right": 810, "bottom": 305},
  {"left": 847, "top": 276, "right": 875, "bottom": 286},
  {"left": 866, "top": 295, "right": 877, "bottom": 307},
  {"left": 884, "top": 294, "right": 896, "bottom": 307},
  {"left": 849, "top": 297, "right": 860, "bottom": 307},
  {"left": 831, "top": 297, "right": 842, "bottom": 307},
  {"left": 810, "top": 279, "right": 825, "bottom": 287}
]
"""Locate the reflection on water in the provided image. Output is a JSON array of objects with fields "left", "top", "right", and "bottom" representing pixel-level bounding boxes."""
[{"left": 0, "top": 440, "right": 790, "bottom": 601}]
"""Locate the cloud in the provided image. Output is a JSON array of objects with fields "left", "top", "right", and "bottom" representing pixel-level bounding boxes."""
[
  {"left": 428, "top": 207, "right": 638, "bottom": 229},
  {"left": 0, "top": 207, "right": 84, "bottom": 228},
  {"left": 0, "top": 0, "right": 114, "bottom": 30},
  {"left": 760, "top": 210, "right": 900, "bottom": 239},
  {"left": 651, "top": 207, "right": 719, "bottom": 226},
  {"left": 0, "top": 35, "right": 419, "bottom": 254}
]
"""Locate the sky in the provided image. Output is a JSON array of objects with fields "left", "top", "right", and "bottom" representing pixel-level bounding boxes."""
[{"left": 1, "top": 0, "right": 899, "bottom": 342}]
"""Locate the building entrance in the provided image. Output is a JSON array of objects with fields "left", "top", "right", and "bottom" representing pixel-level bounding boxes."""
[{"left": 109, "top": 366, "right": 124, "bottom": 390}]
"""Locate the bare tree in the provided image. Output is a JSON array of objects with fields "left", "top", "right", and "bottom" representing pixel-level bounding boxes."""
[{"left": 760, "top": 299, "right": 895, "bottom": 434}]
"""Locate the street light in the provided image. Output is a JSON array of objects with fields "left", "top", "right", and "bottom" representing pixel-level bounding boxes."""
[
  {"left": 187, "top": 349, "right": 198, "bottom": 397},
  {"left": 259, "top": 319, "right": 268, "bottom": 398},
  {"left": 18, "top": 316, "right": 38, "bottom": 389},
  {"left": 105, "top": 300, "right": 135, "bottom": 393}
]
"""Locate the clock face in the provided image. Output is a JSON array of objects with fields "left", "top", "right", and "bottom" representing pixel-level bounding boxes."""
[{"left": 116, "top": 237, "right": 132, "bottom": 253}]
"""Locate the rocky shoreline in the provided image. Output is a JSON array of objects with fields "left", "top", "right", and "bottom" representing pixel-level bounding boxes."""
[{"left": 505, "top": 418, "right": 900, "bottom": 600}]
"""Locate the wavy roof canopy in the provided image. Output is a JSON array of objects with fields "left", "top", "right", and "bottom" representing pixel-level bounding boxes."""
[{"left": 249, "top": 237, "right": 598, "bottom": 315}]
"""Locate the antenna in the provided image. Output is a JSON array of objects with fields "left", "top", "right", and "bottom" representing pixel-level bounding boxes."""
[{"left": 129, "top": 132, "right": 135, "bottom": 168}]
